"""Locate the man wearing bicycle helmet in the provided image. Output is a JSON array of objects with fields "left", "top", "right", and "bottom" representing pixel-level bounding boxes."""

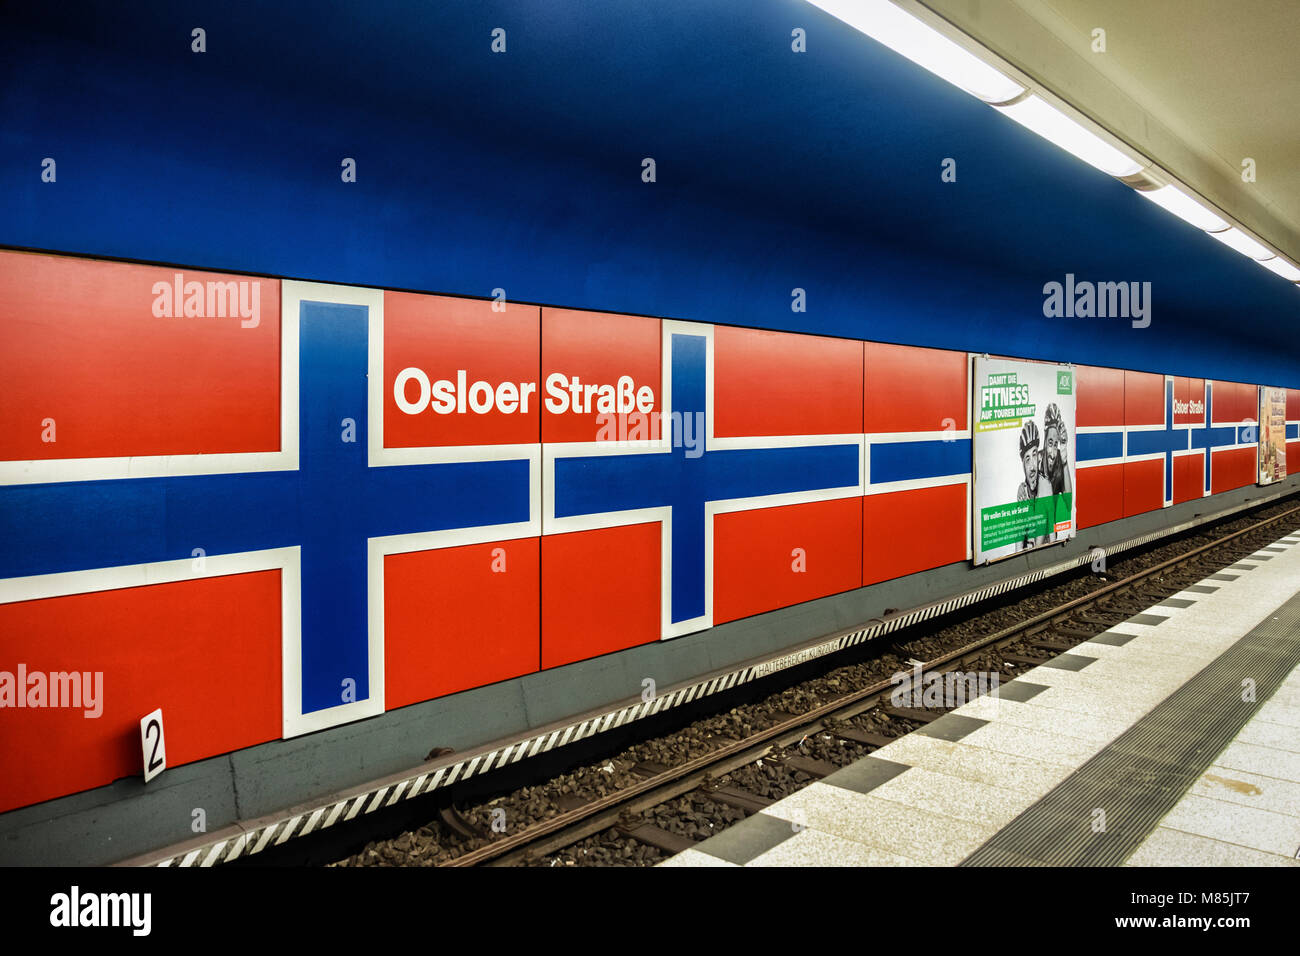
[
  {"left": 1016, "top": 420, "right": 1053, "bottom": 503},
  {"left": 1016, "top": 420, "right": 1054, "bottom": 550},
  {"left": 1042, "top": 402, "right": 1072, "bottom": 496}
]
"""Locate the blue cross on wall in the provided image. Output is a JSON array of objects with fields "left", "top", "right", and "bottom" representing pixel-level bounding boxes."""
[
  {"left": 1126, "top": 378, "right": 1188, "bottom": 505},
  {"left": 1190, "top": 382, "right": 1250, "bottom": 495},
  {"left": 0, "top": 298, "right": 532, "bottom": 720},
  {"left": 1078, "top": 379, "right": 1250, "bottom": 504},
  {"left": 551, "top": 330, "right": 860, "bottom": 635}
]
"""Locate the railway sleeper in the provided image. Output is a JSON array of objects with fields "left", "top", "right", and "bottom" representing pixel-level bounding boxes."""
[
  {"left": 702, "top": 784, "right": 775, "bottom": 814},
  {"left": 884, "top": 705, "right": 941, "bottom": 724},
  {"left": 1001, "top": 651, "right": 1048, "bottom": 666},
  {"left": 777, "top": 755, "right": 841, "bottom": 779},
  {"left": 617, "top": 823, "right": 697, "bottom": 854},
  {"left": 1031, "top": 637, "right": 1075, "bottom": 652},
  {"left": 833, "top": 726, "right": 896, "bottom": 748}
]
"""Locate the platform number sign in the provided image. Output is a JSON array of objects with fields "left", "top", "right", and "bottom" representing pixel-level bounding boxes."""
[{"left": 140, "top": 709, "right": 167, "bottom": 783}]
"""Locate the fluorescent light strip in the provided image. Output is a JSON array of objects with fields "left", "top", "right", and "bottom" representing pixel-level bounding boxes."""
[
  {"left": 995, "top": 96, "right": 1143, "bottom": 177},
  {"left": 1258, "top": 256, "right": 1300, "bottom": 281},
  {"left": 1208, "top": 227, "right": 1275, "bottom": 260},
  {"left": 1136, "top": 184, "right": 1228, "bottom": 232},
  {"left": 807, "top": 0, "right": 1024, "bottom": 103}
]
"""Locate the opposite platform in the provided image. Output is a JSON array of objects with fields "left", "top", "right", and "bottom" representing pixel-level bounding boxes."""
[{"left": 661, "top": 530, "right": 1300, "bottom": 867}]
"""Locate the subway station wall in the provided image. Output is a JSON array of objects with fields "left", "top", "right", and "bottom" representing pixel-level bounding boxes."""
[{"left": 3, "top": 248, "right": 1299, "bottom": 814}]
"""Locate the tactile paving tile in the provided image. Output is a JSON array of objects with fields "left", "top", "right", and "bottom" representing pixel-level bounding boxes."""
[{"left": 960, "top": 589, "right": 1300, "bottom": 867}]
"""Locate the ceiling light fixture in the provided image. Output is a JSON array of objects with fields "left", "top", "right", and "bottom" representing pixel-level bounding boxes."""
[
  {"left": 1135, "top": 184, "right": 1228, "bottom": 232},
  {"left": 994, "top": 96, "right": 1143, "bottom": 177},
  {"left": 1257, "top": 257, "right": 1300, "bottom": 282},
  {"left": 1207, "top": 227, "right": 1275, "bottom": 260},
  {"left": 806, "top": 0, "right": 1024, "bottom": 103}
]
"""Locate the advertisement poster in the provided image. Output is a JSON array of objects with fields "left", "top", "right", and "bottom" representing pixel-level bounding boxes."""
[
  {"left": 1259, "top": 386, "right": 1287, "bottom": 485},
  {"left": 972, "top": 357, "right": 1076, "bottom": 564}
]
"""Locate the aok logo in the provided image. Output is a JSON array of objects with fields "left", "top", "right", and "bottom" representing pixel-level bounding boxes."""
[
  {"left": 151, "top": 272, "right": 261, "bottom": 328},
  {"left": 393, "top": 369, "right": 656, "bottom": 417}
]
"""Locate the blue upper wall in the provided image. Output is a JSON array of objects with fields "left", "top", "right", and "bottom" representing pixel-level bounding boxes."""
[{"left": 2, "top": 0, "right": 1296, "bottom": 385}]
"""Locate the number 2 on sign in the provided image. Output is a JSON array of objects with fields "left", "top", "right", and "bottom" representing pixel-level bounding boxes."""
[{"left": 140, "top": 709, "right": 167, "bottom": 783}]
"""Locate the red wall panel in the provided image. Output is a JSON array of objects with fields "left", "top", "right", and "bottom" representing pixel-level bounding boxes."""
[
  {"left": 864, "top": 342, "right": 967, "bottom": 433},
  {"left": 0, "top": 571, "right": 282, "bottom": 814},
  {"left": 385, "top": 539, "right": 539, "bottom": 708},
  {"left": 541, "top": 524, "right": 660, "bottom": 669},
  {"left": 1123, "top": 371, "right": 1166, "bottom": 516},
  {"left": 1076, "top": 463, "right": 1124, "bottom": 529},
  {"left": 1076, "top": 364, "right": 1124, "bottom": 427},
  {"left": 0, "top": 251, "right": 281, "bottom": 461},
  {"left": 714, "top": 326, "right": 861, "bottom": 436},
  {"left": 863, "top": 483, "right": 967, "bottom": 584},
  {"left": 1123, "top": 458, "right": 1164, "bottom": 517},
  {"left": 1211, "top": 447, "right": 1256, "bottom": 494},
  {"left": 1173, "top": 376, "right": 1206, "bottom": 425},
  {"left": 1172, "top": 453, "right": 1204, "bottom": 505},
  {"left": 1124, "top": 370, "right": 1164, "bottom": 426},
  {"left": 714, "top": 497, "right": 861, "bottom": 624},
  {"left": 1211, "top": 380, "right": 1256, "bottom": 424}
]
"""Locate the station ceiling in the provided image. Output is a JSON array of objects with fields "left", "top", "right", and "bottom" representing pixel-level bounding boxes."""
[{"left": 920, "top": 0, "right": 1300, "bottom": 261}]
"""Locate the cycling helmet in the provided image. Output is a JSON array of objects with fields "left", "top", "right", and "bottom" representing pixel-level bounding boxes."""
[
  {"left": 1019, "top": 420, "right": 1040, "bottom": 456},
  {"left": 1043, "top": 402, "right": 1063, "bottom": 437}
]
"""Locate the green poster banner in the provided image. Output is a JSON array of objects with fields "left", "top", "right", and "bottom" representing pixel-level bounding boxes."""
[{"left": 980, "top": 494, "right": 1074, "bottom": 550}]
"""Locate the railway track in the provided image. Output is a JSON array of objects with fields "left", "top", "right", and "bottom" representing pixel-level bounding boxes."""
[{"left": 406, "top": 500, "right": 1300, "bottom": 867}]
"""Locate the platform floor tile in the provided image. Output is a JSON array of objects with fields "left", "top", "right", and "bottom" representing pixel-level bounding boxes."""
[
  {"left": 862, "top": 734, "right": 1076, "bottom": 795},
  {"left": 1215, "top": 740, "right": 1300, "bottom": 782},
  {"left": 747, "top": 827, "right": 925, "bottom": 867},
  {"left": 998, "top": 680, "right": 1162, "bottom": 721},
  {"left": 759, "top": 784, "right": 991, "bottom": 864},
  {"left": 1124, "top": 827, "right": 1299, "bottom": 867},
  {"left": 950, "top": 696, "right": 1133, "bottom": 746},
  {"left": 1234, "top": 718, "right": 1300, "bottom": 752},
  {"left": 1157, "top": 794, "right": 1300, "bottom": 857},
  {"left": 952, "top": 722, "right": 1101, "bottom": 768},
  {"left": 1120, "top": 658, "right": 1300, "bottom": 866},
  {"left": 864, "top": 765, "right": 1037, "bottom": 829},
  {"left": 1267, "top": 679, "right": 1300, "bottom": 709},
  {"left": 990, "top": 680, "right": 1050, "bottom": 702},
  {"left": 1253, "top": 699, "right": 1300, "bottom": 729},
  {"left": 1190, "top": 766, "right": 1300, "bottom": 817},
  {"left": 656, "top": 848, "right": 740, "bottom": 867}
]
